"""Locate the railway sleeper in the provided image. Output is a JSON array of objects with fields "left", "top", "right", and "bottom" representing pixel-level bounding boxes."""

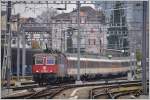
[
  {"left": 27, "top": 88, "right": 36, "bottom": 92},
  {"left": 134, "top": 89, "right": 143, "bottom": 97},
  {"left": 48, "top": 88, "right": 67, "bottom": 99},
  {"left": 93, "top": 93, "right": 109, "bottom": 99},
  {"left": 107, "top": 92, "right": 115, "bottom": 99},
  {"left": 2, "top": 93, "right": 34, "bottom": 99},
  {"left": 28, "top": 91, "right": 54, "bottom": 99},
  {"left": 91, "top": 88, "right": 108, "bottom": 99},
  {"left": 89, "top": 82, "right": 145, "bottom": 99},
  {"left": 114, "top": 92, "right": 133, "bottom": 99},
  {"left": 92, "top": 89, "right": 139, "bottom": 99},
  {"left": 25, "top": 87, "right": 51, "bottom": 99}
]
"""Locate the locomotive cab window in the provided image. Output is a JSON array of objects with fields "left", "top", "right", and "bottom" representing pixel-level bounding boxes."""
[
  {"left": 35, "top": 57, "right": 44, "bottom": 65},
  {"left": 46, "top": 56, "right": 55, "bottom": 65}
]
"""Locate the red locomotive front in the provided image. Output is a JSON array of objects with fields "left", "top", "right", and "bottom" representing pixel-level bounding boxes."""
[
  {"left": 32, "top": 53, "right": 68, "bottom": 85},
  {"left": 32, "top": 54, "right": 58, "bottom": 73}
]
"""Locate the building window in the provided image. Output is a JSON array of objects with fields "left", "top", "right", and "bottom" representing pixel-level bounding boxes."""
[
  {"left": 111, "top": 31, "right": 113, "bottom": 34},
  {"left": 100, "top": 39, "right": 102, "bottom": 46},
  {"left": 94, "top": 39, "right": 96, "bottom": 45},
  {"left": 75, "top": 18, "right": 78, "bottom": 23},
  {"left": 27, "top": 41, "right": 30, "bottom": 46},
  {"left": 91, "top": 28, "right": 94, "bottom": 33},
  {"left": 119, "top": 31, "right": 121, "bottom": 34},
  {"left": 55, "top": 29, "right": 57, "bottom": 33},
  {"left": 99, "top": 28, "right": 102, "bottom": 33},
  {"left": 73, "top": 18, "right": 77, "bottom": 23},
  {"left": 136, "top": 3, "right": 141, "bottom": 6},
  {"left": 12, "top": 39, "right": 16, "bottom": 44},
  {"left": 88, "top": 39, "right": 96, "bottom": 45},
  {"left": 88, "top": 39, "right": 90, "bottom": 45},
  {"left": 80, "top": 17, "right": 85, "bottom": 23},
  {"left": 85, "top": 18, "right": 87, "bottom": 24}
]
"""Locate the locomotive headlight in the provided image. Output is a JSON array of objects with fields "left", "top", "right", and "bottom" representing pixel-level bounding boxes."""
[
  {"left": 36, "top": 70, "right": 39, "bottom": 72},
  {"left": 43, "top": 66, "right": 46, "bottom": 70}
]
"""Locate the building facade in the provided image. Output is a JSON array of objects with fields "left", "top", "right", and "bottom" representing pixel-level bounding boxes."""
[
  {"left": 51, "top": 6, "right": 107, "bottom": 54},
  {"left": 1, "top": 11, "right": 32, "bottom": 48}
]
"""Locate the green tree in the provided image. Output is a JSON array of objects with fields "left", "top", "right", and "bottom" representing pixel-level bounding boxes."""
[
  {"left": 136, "top": 49, "right": 142, "bottom": 61},
  {"left": 135, "top": 49, "right": 142, "bottom": 79}
]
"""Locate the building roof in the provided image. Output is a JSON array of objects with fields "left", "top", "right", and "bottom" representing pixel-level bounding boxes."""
[
  {"left": 72, "top": 6, "right": 96, "bottom": 14},
  {"left": 20, "top": 17, "right": 28, "bottom": 23},
  {"left": 52, "top": 6, "right": 105, "bottom": 23},
  {"left": 20, "top": 17, "right": 37, "bottom": 24},
  {"left": 52, "top": 13, "right": 70, "bottom": 20},
  {"left": 23, "top": 26, "right": 51, "bottom": 32}
]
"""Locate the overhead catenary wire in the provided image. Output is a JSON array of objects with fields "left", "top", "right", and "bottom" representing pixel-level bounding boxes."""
[
  {"left": 1, "top": 1, "right": 144, "bottom": 53},
  {"left": 1, "top": 0, "right": 143, "bottom": 5},
  {"left": 1, "top": 0, "right": 141, "bottom": 15}
]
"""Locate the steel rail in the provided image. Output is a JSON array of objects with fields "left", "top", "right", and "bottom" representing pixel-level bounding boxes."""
[
  {"left": 89, "top": 82, "right": 149, "bottom": 99},
  {"left": 2, "top": 80, "right": 149, "bottom": 99}
]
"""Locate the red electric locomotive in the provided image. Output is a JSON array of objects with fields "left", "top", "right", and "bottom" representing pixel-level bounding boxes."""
[{"left": 32, "top": 53, "right": 68, "bottom": 85}]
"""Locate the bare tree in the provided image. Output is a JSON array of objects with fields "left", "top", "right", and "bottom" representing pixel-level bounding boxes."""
[
  {"left": 36, "top": 8, "right": 59, "bottom": 49},
  {"left": 36, "top": 8, "right": 58, "bottom": 23}
]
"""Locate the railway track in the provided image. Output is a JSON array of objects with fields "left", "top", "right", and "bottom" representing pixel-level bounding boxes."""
[
  {"left": 25, "top": 87, "right": 63, "bottom": 99},
  {"left": 2, "top": 80, "right": 149, "bottom": 99},
  {"left": 10, "top": 84, "right": 39, "bottom": 91},
  {"left": 89, "top": 82, "right": 149, "bottom": 99},
  {"left": 7, "top": 78, "right": 126, "bottom": 91}
]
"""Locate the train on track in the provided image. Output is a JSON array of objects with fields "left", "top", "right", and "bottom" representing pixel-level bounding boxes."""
[
  {"left": 1, "top": 48, "right": 130, "bottom": 85},
  {"left": 32, "top": 50, "right": 130, "bottom": 85}
]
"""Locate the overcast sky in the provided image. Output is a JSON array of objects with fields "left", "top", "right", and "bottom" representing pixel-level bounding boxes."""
[{"left": 10, "top": 3, "right": 95, "bottom": 18}]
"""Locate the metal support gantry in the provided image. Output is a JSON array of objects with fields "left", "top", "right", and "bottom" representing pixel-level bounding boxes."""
[
  {"left": 1, "top": 0, "right": 100, "bottom": 4},
  {"left": 22, "top": 28, "right": 26, "bottom": 81},
  {"left": 76, "top": 1, "right": 81, "bottom": 83},
  {"left": 1, "top": 1, "right": 12, "bottom": 92},
  {"left": 16, "top": 14, "right": 20, "bottom": 82},
  {"left": 141, "top": 1, "right": 148, "bottom": 95}
]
